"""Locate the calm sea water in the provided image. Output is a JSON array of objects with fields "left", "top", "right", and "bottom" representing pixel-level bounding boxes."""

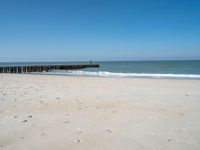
[{"left": 1, "top": 60, "right": 200, "bottom": 79}]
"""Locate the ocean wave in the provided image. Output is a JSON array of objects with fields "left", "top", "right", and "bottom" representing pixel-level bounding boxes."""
[{"left": 40, "top": 70, "right": 200, "bottom": 79}]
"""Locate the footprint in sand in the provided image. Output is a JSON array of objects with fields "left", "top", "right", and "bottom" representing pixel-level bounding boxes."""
[
  {"left": 39, "top": 100, "right": 44, "bottom": 104},
  {"left": 111, "top": 110, "right": 117, "bottom": 113},
  {"left": 74, "top": 139, "right": 81, "bottom": 143},
  {"left": 40, "top": 133, "right": 46, "bottom": 136},
  {"left": 106, "top": 129, "right": 113, "bottom": 133},
  {"left": 22, "top": 120, "right": 28, "bottom": 122},
  {"left": 75, "top": 99, "right": 82, "bottom": 104},
  {"left": 178, "top": 112, "right": 185, "bottom": 116},
  {"left": 168, "top": 138, "right": 175, "bottom": 142},
  {"left": 77, "top": 128, "right": 82, "bottom": 133}
]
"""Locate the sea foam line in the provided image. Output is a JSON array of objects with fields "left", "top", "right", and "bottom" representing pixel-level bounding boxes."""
[{"left": 39, "top": 70, "right": 200, "bottom": 79}]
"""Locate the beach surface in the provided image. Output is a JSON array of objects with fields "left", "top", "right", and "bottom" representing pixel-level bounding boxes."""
[{"left": 0, "top": 74, "right": 200, "bottom": 150}]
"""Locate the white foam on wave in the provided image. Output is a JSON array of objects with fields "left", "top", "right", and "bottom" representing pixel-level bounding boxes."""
[{"left": 42, "top": 70, "right": 200, "bottom": 79}]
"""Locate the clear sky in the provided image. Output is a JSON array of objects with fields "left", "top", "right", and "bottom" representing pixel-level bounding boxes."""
[{"left": 0, "top": 0, "right": 200, "bottom": 62}]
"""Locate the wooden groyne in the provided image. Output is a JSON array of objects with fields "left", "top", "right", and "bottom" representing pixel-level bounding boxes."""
[{"left": 0, "top": 64, "right": 99, "bottom": 74}]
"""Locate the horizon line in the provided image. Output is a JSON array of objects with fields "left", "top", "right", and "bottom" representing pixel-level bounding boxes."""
[{"left": 0, "top": 59, "right": 200, "bottom": 63}]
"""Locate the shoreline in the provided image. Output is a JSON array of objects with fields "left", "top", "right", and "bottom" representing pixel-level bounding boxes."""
[
  {"left": 0, "top": 74, "right": 200, "bottom": 150},
  {"left": 2, "top": 73, "right": 200, "bottom": 80}
]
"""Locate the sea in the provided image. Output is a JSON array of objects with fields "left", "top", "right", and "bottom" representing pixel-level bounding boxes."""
[{"left": 0, "top": 60, "right": 200, "bottom": 79}]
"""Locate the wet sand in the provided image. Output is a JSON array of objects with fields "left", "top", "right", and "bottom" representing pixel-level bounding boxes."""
[{"left": 0, "top": 74, "right": 200, "bottom": 150}]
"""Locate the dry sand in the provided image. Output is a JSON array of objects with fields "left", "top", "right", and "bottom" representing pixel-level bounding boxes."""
[{"left": 0, "top": 74, "right": 200, "bottom": 150}]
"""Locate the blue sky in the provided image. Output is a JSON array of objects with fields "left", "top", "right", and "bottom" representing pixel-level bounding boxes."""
[{"left": 0, "top": 0, "right": 200, "bottom": 62}]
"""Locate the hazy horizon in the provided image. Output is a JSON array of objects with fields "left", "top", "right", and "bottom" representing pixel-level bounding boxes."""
[{"left": 0, "top": 57, "right": 200, "bottom": 63}]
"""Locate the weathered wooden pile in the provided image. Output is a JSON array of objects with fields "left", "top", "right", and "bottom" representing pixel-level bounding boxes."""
[{"left": 0, "top": 64, "right": 99, "bottom": 74}]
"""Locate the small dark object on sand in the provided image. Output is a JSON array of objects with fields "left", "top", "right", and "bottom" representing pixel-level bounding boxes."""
[
  {"left": 28, "top": 115, "right": 32, "bottom": 118},
  {"left": 22, "top": 120, "right": 28, "bottom": 122}
]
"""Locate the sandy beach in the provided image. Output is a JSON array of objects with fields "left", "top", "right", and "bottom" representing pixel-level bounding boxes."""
[{"left": 0, "top": 74, "right": 200, "bottom": 150}]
